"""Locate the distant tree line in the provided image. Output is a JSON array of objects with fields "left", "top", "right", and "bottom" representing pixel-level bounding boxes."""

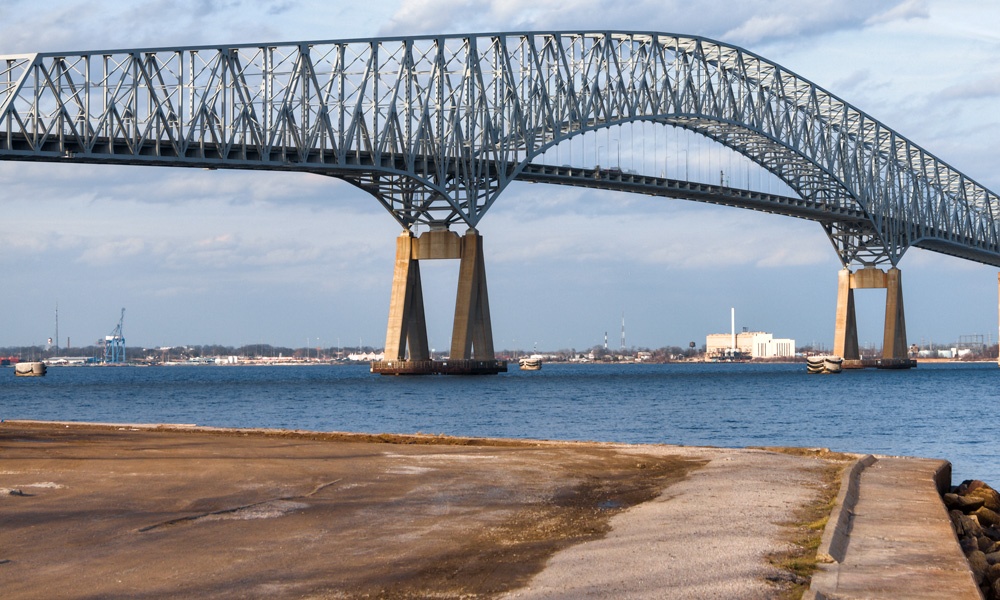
[
  {"left": 0, "top": 343, "right": 383, "bottom": 363},
  {"left": 497, "top": 344, "right": 705, "bottom": 363}
]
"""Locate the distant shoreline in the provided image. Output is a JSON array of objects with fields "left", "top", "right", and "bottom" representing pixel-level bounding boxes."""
[{"left": 7, "top": 357, "right": 998, "bottom": 368}]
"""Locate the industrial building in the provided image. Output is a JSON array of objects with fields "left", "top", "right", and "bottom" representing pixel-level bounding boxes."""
[{"left": 706, "top": 331, "right": 796, "bottom": 360}]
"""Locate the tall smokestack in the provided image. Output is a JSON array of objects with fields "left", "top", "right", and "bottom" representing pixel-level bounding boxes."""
[{"left": 731, "top": 307, "right": 736, "bottom": 352}]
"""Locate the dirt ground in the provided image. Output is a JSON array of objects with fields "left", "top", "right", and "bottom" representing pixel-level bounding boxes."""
[{"left": 0, "top": 421, "right": 705, "bottom": 599}]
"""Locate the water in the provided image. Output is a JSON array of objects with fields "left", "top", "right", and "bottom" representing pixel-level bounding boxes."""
[{"left": 2, "top": 362, "right": 997, "bottom": 485}]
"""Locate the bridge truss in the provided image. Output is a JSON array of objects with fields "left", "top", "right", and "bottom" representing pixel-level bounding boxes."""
[{"left": 2, "top": 31, "right": 999, "bottom": 268}]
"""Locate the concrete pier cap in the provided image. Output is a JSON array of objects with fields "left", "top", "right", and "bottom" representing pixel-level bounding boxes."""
[{"left": 411, "top": 228, "right": 463, "bottom": 260}]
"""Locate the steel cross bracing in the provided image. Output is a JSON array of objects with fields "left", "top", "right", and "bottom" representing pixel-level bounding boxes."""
[{"left": 2, "top": 32, "right": 1000, "bottom": 268}]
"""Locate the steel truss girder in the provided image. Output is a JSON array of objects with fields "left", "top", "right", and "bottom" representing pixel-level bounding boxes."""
[{"left": 2, "top": 32, "right": 999, "bottom": 265}]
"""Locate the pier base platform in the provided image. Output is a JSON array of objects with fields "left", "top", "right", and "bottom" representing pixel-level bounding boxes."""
[
  {"left": 842, "top": 358, "right": 917, "bottom": 370},
  {"left": 371, "top": 359, "right": 507, "bottom": 376}
]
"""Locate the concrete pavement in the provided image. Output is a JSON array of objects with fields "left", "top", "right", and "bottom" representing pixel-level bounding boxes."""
[
  {"left": 503, "top": 446, "right": 835, "bottom": 599},
  {"left": 807, "top": 456, "right": 980, "bottom": 599},
  {"left": 0, "top": 420, "right": 982, "bottom": 599}
]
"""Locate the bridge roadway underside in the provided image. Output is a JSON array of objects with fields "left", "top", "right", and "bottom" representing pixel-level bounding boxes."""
[
  {"left": 4, "top": 128, "right": 997, "bottom": 265},
  {"left": 519, "top": 164, "right": 1000, "bottom": 267}
]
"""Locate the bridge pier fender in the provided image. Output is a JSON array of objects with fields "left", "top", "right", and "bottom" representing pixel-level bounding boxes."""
[
  {"left": 833, "top": 267, "right": 912, "bottom": 366},
  {"left": 377, "top": 229, "right": 503, "bottom": 375}
]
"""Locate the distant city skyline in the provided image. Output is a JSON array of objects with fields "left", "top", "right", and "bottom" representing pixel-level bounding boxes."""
[{"left": 2, "top": 1, "right": 999, "bottom": 351}]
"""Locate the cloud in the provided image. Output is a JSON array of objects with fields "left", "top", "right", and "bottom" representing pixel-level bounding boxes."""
[
  {"left": 0, "top": 0, "right": 932, "bottom": 56},
  {"left": 0, "top": 0, "right": 286, "bottom": 53},
  {"left": 720, "top": 0, "right": 928, "bottom": 45},
  {"left": 722, "top": 15, "right": 801, "bottom": 43},
  {"left": 0, "top": 1, "right": 401, "bottom": 55},
  {"left": 381, "top": 0, "right": 925, "bottom": 46},
  {"left": 865, "top": 0, "right": 930, "bottom": 26},
  {"left": 485, "top": 186, "right": 831, "bottom": 271},
  {"left": 830, "top": 69, "right": 875, "bottom": 95},
  {"left": 938, "top": 75, "right": 1000, "bottom": 101},
  {"left": 77, "top": 237, "right": 147, "bottom": 266}
]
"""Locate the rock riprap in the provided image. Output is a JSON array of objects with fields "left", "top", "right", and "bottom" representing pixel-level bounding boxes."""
[{"left": 947, "top": 479, "right": 1000, "bottom": 599}]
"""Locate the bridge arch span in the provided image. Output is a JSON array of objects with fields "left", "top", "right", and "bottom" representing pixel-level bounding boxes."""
[{"left": 3, "top": 31, "right": 998, "bottom": 267}]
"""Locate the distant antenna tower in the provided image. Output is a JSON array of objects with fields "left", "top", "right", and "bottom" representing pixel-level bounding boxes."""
[
  {"left": 54, "top": 302, "right": 59, "bottom": 353},
  {"left": 604, "top": 331, "right": 608, "bottom": 350},
  {"left": 104, "top": 308, "right": 126, "bottom": 363}
]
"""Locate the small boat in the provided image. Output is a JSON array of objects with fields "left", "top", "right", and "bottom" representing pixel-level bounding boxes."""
[
  {"left": 519, "top": 356, "right": 542, "bottom": 371},
  {"left": 14, "top": 361, "right": 47, "bottom": 377},
  {"left": 807, "top": 355, "right": 842, "bottom": 375}
]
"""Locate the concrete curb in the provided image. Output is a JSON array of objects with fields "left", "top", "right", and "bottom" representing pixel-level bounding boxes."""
[
  {"left": 816, "top": 454, "right": 878, "bottom": 564},
  {"left": 931, "top": 459, "right": 952, "bottom": 495},
  {"left": 805, "top": 456, "right": 979, "bottom": 600},
  {"left": 804, "top": 454, "right": 877, "bottom": 600}
]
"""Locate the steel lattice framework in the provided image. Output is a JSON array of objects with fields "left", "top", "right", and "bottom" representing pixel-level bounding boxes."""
[{"left": 2, "top": 31, "right": 999, "bottom": 267}]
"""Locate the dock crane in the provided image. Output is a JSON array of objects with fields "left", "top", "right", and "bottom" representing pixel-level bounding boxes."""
[{"left": 104, "top": 308, "right": 126, "bottom": 363}]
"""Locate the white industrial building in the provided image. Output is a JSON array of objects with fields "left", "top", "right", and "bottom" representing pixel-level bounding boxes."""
[
  {"left": 706, "top": 331, "right": 796, "bottom": 359},
  {"left": 705, "top": 309, "right": 795, "bottom": 360},
  {"left": 750, "top": 333, "right": 795, "bottom": 358}
]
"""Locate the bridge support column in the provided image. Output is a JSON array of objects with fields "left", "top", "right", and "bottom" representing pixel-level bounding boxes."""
[
  {"left": 833, "top": 269, "right": 860, "bottom": 360},
  {"left": 374, "top": 229, "right": 505, "bottom": 375},
  {"left": 882, "top": 267, "right": 907, "bottom": 360},
  {"left": 832, "top": 267, "right": 913, "bottom": 368},
  {"left": 383, "top": 232, "right": 429, "bottom": 362},
  {"left": 451, "top": 230, "right": 495, "bottom": 360}
]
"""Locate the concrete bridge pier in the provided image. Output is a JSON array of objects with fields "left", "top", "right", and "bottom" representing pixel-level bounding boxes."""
[
  {"left": 833, "top": 267, "right": 915, "bottom": 369},
  {"left": 372, "top": 229, "right": 506, "bottom": 375}
]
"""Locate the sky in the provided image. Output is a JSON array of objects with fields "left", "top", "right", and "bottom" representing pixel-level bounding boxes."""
[{"left": 1, "top": 0, "right": 999, "bottom": 353}]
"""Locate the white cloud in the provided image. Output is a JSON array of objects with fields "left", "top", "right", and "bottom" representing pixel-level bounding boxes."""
[
  {"left": 938, "top": 75, "right": 1000, "bottom": 101},
  {"left": 830, "top": 69, "right": 876, "bottom": 96},
  {"left": 486, "top": 186, "right": 830, "bottom": 271},
  {"left": 865, "top": 0, "right": 930, "bottom": 26},
  {"left": 381, "top": 0, "right": 923, "bottom": 45},
  {"left": 0, "top": 0, "right": 397, "bottom": 54},
  {"left": 77, "top": 237, "right": 147, "bottom": 266},
  {"left": 723, "top": 15, "right": 801, "bottom": 44}
]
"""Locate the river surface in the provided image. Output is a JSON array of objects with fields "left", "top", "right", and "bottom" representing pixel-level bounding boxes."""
[{"left": 2, "top": 361, "right": 996, "bottom": 485}]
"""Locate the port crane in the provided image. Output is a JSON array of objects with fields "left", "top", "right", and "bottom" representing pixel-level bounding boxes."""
[{"left": 104, "top": 308, "right": 125, "bottom": 363}]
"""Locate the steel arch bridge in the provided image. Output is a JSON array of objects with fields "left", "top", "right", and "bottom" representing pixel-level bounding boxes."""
[{"left": 2, "top": 31, "right": 998, "bottom": 370}]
